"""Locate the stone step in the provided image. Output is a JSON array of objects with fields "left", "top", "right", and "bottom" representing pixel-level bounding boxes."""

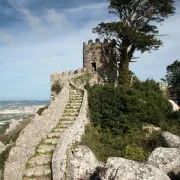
[
  {"left": 65, "top": 108, "right": 79, "bottom": 113},
  {"left": 36, "top": 145, "right": 55, "bottom": 154},
  {"left": 66, "top": 105, "right": 81, "bottom": 109},
  {"left": 69, "top": 92, "right": 82, "bottom": 95},
  {"left": 69, "top": 89, "right": 79, "bottom": 91},
  {"left": 69, "top": 96, "right": 82, "bottom": 99},
  {"left": 47, "top": 132, "right": 62, "bottom": 138},
  {"left": 52, "top": 128, "right": 65, "bottom": 133},
  {"left": 24, "top": 165, "right": 51, "bottom": 177},
  {"left": 68, "top": 99, "right": 82, "bottom": 103},
  {"left": 62, "top": 112, "right": 79, "bottom": 116},
  {"left": 62, "top": 113, "right": 78, "bottom": 118},
  {"left": 67, "top": 102, "right": 82, "bottom": 106},
  {"left": 69, "top": 93, "right": 82, "bottom": 96},
  {"left": 23, "top": 176, "right": 51, "bottom": 180},
  {"left": 69, "top": 99, "right": 82, "bottom": 102},
  {"left": 58, "top": 124, "right": 69, "bottom": 129},
  {"left": 44, "top": 138, "right": 58, "bottom": 145},
  {"left": 28, "top": 154, "right": 51, "bottom": 167},
  {"left": 60, "top": 121, "right": 74, "bottom": 126},
  {"left": 63, "top": 112, "right": 79, "bottom": 117},
  {"left": 69, "top": 98, "right": 82, "bottom": 101},
  {"left": 60, "top": 116, "right": 76, "bottom": 121},
  {"left": 69, "top": 94, "right": 83, "bottom": 97},
  {"left": 69, "top": 91, "right": 79, "bottom": 93}
]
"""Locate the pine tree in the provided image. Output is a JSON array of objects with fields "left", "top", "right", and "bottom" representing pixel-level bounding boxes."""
[{"left": 93, "top": 0, "right": 176, "bottom": 85}]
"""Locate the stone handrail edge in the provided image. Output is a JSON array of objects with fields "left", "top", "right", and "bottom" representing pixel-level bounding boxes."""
[
  {"left": 4, "top": 82, "right": 69, "bottom": 180},
  {"left": 52, "top": 81, "right": 89, "bottom": 180}
]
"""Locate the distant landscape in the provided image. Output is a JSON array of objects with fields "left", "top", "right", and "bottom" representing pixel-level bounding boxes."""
[{"left": 0, "top": 100, "right": 49, "bottom": 133}]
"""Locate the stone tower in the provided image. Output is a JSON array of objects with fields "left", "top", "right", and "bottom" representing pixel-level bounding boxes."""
[{"left": 83, "top": 38, "right": 117, "bottom": 84}]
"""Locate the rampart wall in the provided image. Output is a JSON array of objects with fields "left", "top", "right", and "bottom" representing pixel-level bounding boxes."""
[
  {"left": 52, "top": 81, "right": 89, "bottom": 180},
  {"left": 4, "top": 83, "right": 69, "bottom": 180},
  {"left": 50, "top": 68, "right": 100, "bottom": 101}
]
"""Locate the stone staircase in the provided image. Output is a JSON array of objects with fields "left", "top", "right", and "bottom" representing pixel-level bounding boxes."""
[{"left": 23, "top": 85, "right": 83, "bottom": 180}]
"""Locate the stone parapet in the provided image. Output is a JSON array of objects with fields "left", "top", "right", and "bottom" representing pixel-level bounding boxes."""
[
  {"left": 4, "top": 83, "right": 69, "bottom": 180},
  {"left": 52, "top": 81, "right": 89, "bottom": 180},
  {"left": 50, "top": 68, "right": 88, "bottom": 101}
]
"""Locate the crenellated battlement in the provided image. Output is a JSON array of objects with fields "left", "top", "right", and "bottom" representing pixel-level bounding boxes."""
[
  {"left": 83, "top": 38, "right": 111, "bottom": 47},
  {"left": 51, "top": 68, "right": 88, "bottom": 79}
]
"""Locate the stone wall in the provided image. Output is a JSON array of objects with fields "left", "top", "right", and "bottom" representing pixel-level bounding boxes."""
[
  {"left": 52, "top": 81, "right": 89, "bottom": 180},
  {"left": 50, "top": 68, "right": 101, "bottom": 101},
  {"left": 4, "top": 83, "right": 69, "bottom": 180}
]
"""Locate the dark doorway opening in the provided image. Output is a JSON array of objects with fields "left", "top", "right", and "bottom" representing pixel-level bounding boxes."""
[{"left": 92, "top": 62, "right": 97, "bottom": 72}]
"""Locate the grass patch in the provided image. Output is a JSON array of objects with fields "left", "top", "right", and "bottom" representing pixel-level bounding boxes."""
[
  {"left": 81, "top": 125, "right": 165, "bottom": 163},
  {"left": 36, "top": 105, "right": 49, "bottom": 116}
]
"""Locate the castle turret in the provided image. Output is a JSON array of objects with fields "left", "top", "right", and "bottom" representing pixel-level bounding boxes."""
[{"left": 83, "top": 39, "right": 117, "bottom": 84}]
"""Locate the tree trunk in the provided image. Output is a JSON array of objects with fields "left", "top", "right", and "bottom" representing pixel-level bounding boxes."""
[{"left": 118, "top": 52, "right": 131, "bottom": 85}]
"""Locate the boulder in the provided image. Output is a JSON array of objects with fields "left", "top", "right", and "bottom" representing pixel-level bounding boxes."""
[
  {"left": 169, "top": 100, "right": 180, "bottom": 111},
  {"left": 66, "top": 145, "right": 101, "bottom": 180},
  {"left": 148, "top": 147, "right": 180, "bottom": 177},
  {"left": 5, "top": 119, "right": 21, "bottom": 135},
  {"left": 162, "top": 131, "right": 180, "bottom": 149},
  {"left": 99, "top": 157, "right": 170, "bottom": 180},
  {"left": 142, "top": 124, "right": 161, "bottom": 137}
]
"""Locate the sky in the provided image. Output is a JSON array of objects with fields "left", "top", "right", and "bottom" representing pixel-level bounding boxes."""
[{"left": 0, "top": 0, "right": 179, "bottom": 100}]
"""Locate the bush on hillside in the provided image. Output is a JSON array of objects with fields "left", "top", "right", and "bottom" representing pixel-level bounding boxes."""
[
  {"left": 81, "top": 79, "right": 180, "bottom": 162},
  {"left": 88, "top": 79, "right": 172, "bottom": 135},
  {"left": 81, "top": 125, "right": 166, "bottom": 162},
  {"left": 161, "top": 110, "right": 180, "bottom": 136},
  {"left": 36, "top": 105, "right": 49, "bottom": 116},
  {"left": 51, "top": 80, "right": 62, "bottom": 95}
]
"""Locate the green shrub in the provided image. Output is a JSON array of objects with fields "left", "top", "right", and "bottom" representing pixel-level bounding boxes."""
[
  {"left": 88, "top": 79, "right": 172, "bottom": 135},
  {"left": 36, "top": 105, "right": 49, "bottom": 116},
  {"left": 52, "top": 80, "right": 62, "bottom": 95},
  {"left": 81, "top": 125, "right": 165, "bottom": 162},
  {"left": 82, "top": 79, "right": 179, "bottom": 163},
  {"left": 122, "top": 145, "right": 148, "bottom": 161},
  {"left": 160, "top": 110, "right": 180, "bottom": 136},
  {"left": 81, "top": 125, "right": 122, "bottom": 163}
]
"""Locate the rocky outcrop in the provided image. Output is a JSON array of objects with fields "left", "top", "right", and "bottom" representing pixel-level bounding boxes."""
[
  {"left": 99, "top": 157, "right": 170, "bottom": 180},
  {"left": 66, "top": 145, "right": 101, "bottom": 180},
  {"left": 162, "top": 131, "right": 180, "bottom": 149},
  {"left": 4, "top": 83, "right": 69, "bottom": 180},
  {"left": 52, "top": 82, "right": 89, "bottom": 180},
  {"left": 6, "top": 119, "right": 21, "bottom": 134},
  {"left": 148, "top": 147, "right": 180, "bottom": 177}
]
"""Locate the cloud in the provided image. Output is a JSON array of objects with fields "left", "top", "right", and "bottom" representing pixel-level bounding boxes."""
[
  {"left": 0, "top": 0, "right": 179, "bottom": 100},
  {"left": 66, "top": 2, "right": 108, "bottom": 12},
  {"left": 0, "top": 30, "right": 14, "bottom": 44}
]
